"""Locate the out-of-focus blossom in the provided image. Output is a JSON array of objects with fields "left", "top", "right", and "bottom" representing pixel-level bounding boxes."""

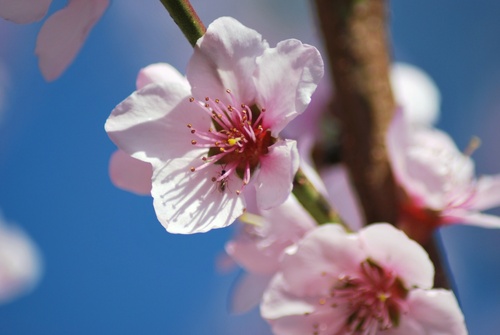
[
  {"left": 105, "top": 17, "right": 323, "bottom": 234},
  {"left": 391, "top": 62, "right": 441, "bottom": 127},
  {"left": 261, "top": 224, "right": 467, "bottom": 335},
  {"left": 0, "top": 213, "right": 42, "bottom": 304},
  {"left": 0, "top": 0, "right": 109, "bottom": 81},
  {"left": 387, "top": 109, "right": 500, "bottom": 232}
]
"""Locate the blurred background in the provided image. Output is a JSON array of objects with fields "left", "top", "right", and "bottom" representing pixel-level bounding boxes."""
[{"left": 1, "top": 0, "right": 499, "bottom": 334}]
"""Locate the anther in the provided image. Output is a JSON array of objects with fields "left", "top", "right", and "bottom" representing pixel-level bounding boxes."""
[
  {"left": 205, "top": 97, "right": 209, "bottom": 101},
  {"left": 191, "top": 130, "right": 196, "bottom": 134},
  {"left": 191, "top": 140, "right": 197, "bottom": 145},
  {"left": 205, "top": 103, "right": 210, "bottom": 108},
  {"left": 236, "top": 190, "right": 241, "bottom": 195},
  {"left": 202, "top": 157, "right": 207, "bottom": 161},
  {"left": 187, "top": 124, "right": 192, "bottom": 128},
  {"left": 226, "top": 89, "right": 231, "bottom": 93},
  {"left": 190, "top": 167, "right": 195, "bottom": 172},
  {"left": 220, "top": 148, "right": 225, "bottom": 152},
  {"left": 189, "top": 97, "right": 195, "bottom": 102},
  {"left": 215, "top": 99, "right": 220, "bottom": 103},
  {"left": 211, "top": 177, "right": 216, "bottom": 182},
  {"left": 241, "top": 104, "right": 246, "bottom": 108}
]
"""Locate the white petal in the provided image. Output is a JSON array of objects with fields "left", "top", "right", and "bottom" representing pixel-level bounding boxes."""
[
  {"left": 391, "top": 62, "right": 440, "bottom": 127},
  {"left": 469, "top": 174, "right": 500, "bottom": 211},
  {"left": 105, "top": 82, "right": 206, "bottom": 165},
  {"left": 187, "top": 17, "right": 267, "bottom": 105},
  {"left": 150, "top": 156, "right": 245, "bottom": 234},
  {"left": 136, "top": 63, "right": 189, "bottom": 90},
  {"left": 0, "top": 217, "right": 42, "bottom": 304},
  {"left": 109, "top": 150, "right": 152, "bottom": 195},
  {"left": 360, "top": 223, "right": 434, "bottom": 289},
  {"left": 35, "top": 0, "right": 109, "bottom": 81},
  {"left": 401, "top": 289, "right": 468, "bottom": 335},
  {"left": 255, "top": 39, "right": 324, "bottom": 135},
  {"left": 255, "top": 139, "right": 299, "bottom": 210},
  {"left": 0, "top": 0, "right": 51, "bottom": 24},
  {"left": 443, "top": 209, "right": 500, "bottom": 228}
]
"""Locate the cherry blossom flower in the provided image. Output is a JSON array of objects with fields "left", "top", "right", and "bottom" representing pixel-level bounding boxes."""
[
  {"left": 261, "top": 223, "right": 467, "bottom": 335},
  {"left": 0, "top": 0, "right": 109, "bottom": 81},
  {"left": 105, "top": 17, "right": 323, "bottom": 234},
  {"left": 0, "top": 214, "right": 42, "bottom": 304},
  {"left": 387, "top": 109, "right": 500, "bottom": 233}
]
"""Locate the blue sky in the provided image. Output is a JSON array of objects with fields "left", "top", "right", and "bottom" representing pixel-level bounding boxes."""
[{"left": 1, "top": 1, "right": 500, "bottom": 334}]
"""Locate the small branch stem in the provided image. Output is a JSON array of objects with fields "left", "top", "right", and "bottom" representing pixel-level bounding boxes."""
[
  {"left": 159, "top": 0, "right": 206, "bottom": 47},
  {"left": 293, "top": 169, "right": 345, "bottom": 228}
]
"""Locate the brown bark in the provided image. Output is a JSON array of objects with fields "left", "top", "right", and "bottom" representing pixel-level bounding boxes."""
[{"left": 313, "top": 0, "right": 398, "bottom": 225}]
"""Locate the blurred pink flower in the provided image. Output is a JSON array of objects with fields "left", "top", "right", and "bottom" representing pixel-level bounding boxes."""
[
  {"left": 0, "top": 214, "right": 42, "bottom": 304},
  {"left": 0, "top": 0, "right": 109, "bottom": 81},
  {"left": 261, "top": 224, "right": 467, "bottom": 335},
  {"left": 105, "top": 17, "right": 323, "bottom": 234},
  {"left": 387, "top": 109, "right": 500, "bottom": 233}
]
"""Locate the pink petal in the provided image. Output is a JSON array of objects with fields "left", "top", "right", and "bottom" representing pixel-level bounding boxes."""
[
  {"left": 261, "top": 274, "right": 345, "bottom": 335},
  {"left": 280, "top": 225, "right": 365, "bottom": 297},
  {"left": 261, "top": 274, "right": 316, "bottom": 322},
  {"left": 0, "top": 0, "right": 51, "bottom": 24},
  {"left": 136, "top": 63, "right": 189, "bottom": 90},
  {"left": 400, "top": 289, "right": 467, "bottom": 335},
  {"left": 109, "top": 150, "right": 152, "bottom": 195},
  {"left": 255, "top": 39, "right": 324, "bottom": 135},
  {"left": 360, "top": 223, "right": 434, "bottom": 289},
  {"left": 35, "top": 0, "right": 109, "bottom": 81},
  {"left": 187, "top": 17, "right": 267, "bottom": 105},
  {"left": 443, "top": 209, "right": 500, "bottom": 228},
  {"left": 226, "top": 195, "right": 315, "bottom": 275},
  {"left": 321, "top": 165, "right": 365, "bottom": 230},
  {"left": 255, "top": 139, "right": 299, "bottom": 210},
  {"left": 469, "top": 174, "right": 500, "bottom": 211},
  {"left": 229, "top": 272, "right": 272, "bottom": 314}
]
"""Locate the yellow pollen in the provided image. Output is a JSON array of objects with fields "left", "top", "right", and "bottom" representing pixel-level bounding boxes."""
[
  {"left": 219, "top": 147, "right": 225, "bottom": 152},
  {"left": 227, "top": 138, "right": 241, "bottom": 146},
  {"left": 377, "top": 292, "right": 389, "bottom": 302}
]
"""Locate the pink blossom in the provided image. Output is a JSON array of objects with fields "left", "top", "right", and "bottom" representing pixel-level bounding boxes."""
[
  {"left": 261, "top": 224, "right": 467, "bottom": 335},
  {"left": 0, "top": 0, "right": 109, "bottom": 81},
  {"left": 387, "top": 109, "right": 500, "bottom": 231},
  {"left": 0, "top": 214, "right": 42, "bottom": 304},
  {"left": 105, "top": 17, "right": 324, "bottom": 234}
]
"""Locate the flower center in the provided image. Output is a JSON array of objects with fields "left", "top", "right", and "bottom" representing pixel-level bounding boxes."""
[
  {"left": 314, "top": 260, "right": 408, "bottom": 335},
  {"left": 187, "top": 89, "right": 275, "bottom": 194}
]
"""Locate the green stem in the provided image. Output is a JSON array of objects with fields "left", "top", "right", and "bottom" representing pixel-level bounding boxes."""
[
  {"left": 159, "top": 0, "right": 206, "bottom": 47},
  {"left": 293, "top": 168, "right": 347, "bottom": 229}
]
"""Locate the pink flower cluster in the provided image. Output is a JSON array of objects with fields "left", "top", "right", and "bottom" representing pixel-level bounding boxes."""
[{"left": 103, "top": 16, "right": 493, "bottom": 335}]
